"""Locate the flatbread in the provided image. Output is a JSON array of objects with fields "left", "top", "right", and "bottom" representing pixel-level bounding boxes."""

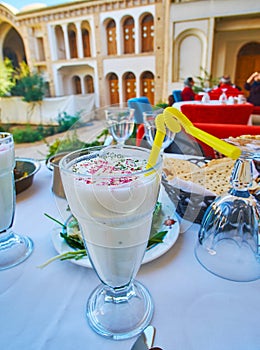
[
  {"left": 163, "top": 156, "right": 259, "bottom": 195},
  {"left": 164, "top": 157, "right": 231, "bottom": 195},
  {"left": 163, "top": 158, "right": 199, "bottom": 178}
]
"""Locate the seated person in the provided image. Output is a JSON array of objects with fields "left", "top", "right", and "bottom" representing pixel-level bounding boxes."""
[
  {"left": 181, "top": 77, "right": 196, "bottom": 101},
  {"left": 168, "top": 94, "right": 175, "bottom": 106},
  {"left": 209, "top": 75, "right": 242, "bottom": 99},
  {"left": 244, "top": 72, "right": 260, "bottom": 106}
]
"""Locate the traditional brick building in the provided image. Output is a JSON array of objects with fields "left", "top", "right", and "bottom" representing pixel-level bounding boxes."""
[{"left": 0, "top": 0, "right": 259, "bottom": 108}]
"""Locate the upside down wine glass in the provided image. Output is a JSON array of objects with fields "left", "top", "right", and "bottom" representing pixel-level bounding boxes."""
[
  {"left": 60, "top": 145, "right": 162, "bottom": 339},
  {"left": 0, "top": 132, "right": 33, "bottom": 270},
  {"left": 143, "top": 109, "right": 175, "bottom": 151},
  {"left": 219, "top": 88, "right": 228, "bottom": 104},
  {"left": 195, "top": 137, "right": 260, "bottom": 282},
  {"left": 201, "top": 88, "right": 211, "bottom": 104},
  {"left": 105, "top": 106, "right": 135, "bottom": 147}
]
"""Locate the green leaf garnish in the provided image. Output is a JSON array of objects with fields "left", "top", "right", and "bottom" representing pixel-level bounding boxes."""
[
  {"left": 147, "top": 231, "right": 168, "bottom": 248},
  {"left": 42, "top": 201, "right": 170, "bottom": 266},
  {"left": 38, "top": 250, "right": 86, "bottom": 268},
  {"left": 44, "top": 213, "right": 65, "bottom": 228},
  {"left": 60, "top": 231, "right": 84, "bottom": 250}
]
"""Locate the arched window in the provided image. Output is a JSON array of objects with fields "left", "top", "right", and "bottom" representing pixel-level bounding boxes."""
[
  {"left": 55, "top": 25, "right": 65, "bottom": 59},
  {"left": 140, "top": 71, "right": 154, "bottom": 105},
  {"left": 84, "top": 75, "right": 94, "bottom": 93},
  {"left": 68, "top": 23, "right": 78, "bottom": 58},
  {"left": 106, "top": 20, "right": 117, "bottom": 55},
  {"left": 2, "top": 27, "right": 27, "bottom": 68},
  {"left": 123, "top": 72, "right": 136, "bottom": 101},
  {"left": 72, "top": 76, "right": 81, "bottom": 94},
  {"left": 81, "top": 21, "right": 91, "bottom": 57},
  {"left": 174, "top": 29, "right": 205, "bottom": 81},
  {"left": 141, "top": 14, "right": 154, "bottom": 53},
  {"left": 108, "top": 73, "right": 119, "bottom": 105},
  {"left": 123, "top": 17, "right": 135, "bottom": 54}
]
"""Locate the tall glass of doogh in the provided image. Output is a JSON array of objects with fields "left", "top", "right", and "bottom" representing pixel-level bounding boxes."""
[
  {"left": 60, "top": 145, "right": 162, "bottom": 340},
  {"left": 0, "top": 132, "right": 33, "bottom": 270}
]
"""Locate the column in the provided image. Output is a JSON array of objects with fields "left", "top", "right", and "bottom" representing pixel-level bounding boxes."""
[
  {"left": 115, "top": 18, "right": 121, "bottom": 55},
  {"left": 134, "top": 16, "right": 140, "bottom": 54},
  {"left": 118, "top": 77, "right": 123, "bottom": 104},
  {"left": 81, "top": 76, "right": 85, "bottom": 94},
  {"left": 75, "top": 21, "right": 84, "bottom": 58},
  {"left": 62, "top": 24, "right": 70, "bottom": 59}
]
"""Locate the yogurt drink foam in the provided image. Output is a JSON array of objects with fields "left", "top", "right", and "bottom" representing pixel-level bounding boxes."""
[{"left": 61, "top": 146, "right": 162, "bottom": 287}]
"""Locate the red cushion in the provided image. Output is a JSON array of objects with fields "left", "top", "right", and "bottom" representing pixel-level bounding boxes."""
[
  {"left": 253, "top": 106, "right": 260, "bottom": 115},
  {"left": 181, "top": 103, "right": 254, "bottom": 125}
]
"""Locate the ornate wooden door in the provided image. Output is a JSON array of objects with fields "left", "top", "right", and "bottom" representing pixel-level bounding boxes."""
[
  {"left": 123, "top": 17, "right": 135, "bottom": 54},
  {"left": 141, "top": 14, "right": 154, "bottom": 53},
  {"left": 124, "top": 72, "right": 136, "bottom": 101},
  {"left": 141, "top": 71, "right": 154, "bottom": 105},
  {"left": 109, "top": 73, "right": 119, "bottom": 105},
  {"left": 107, "top": 20, "right": 117, "bottom": 55}
]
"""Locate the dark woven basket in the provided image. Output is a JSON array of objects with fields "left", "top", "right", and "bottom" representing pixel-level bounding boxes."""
[{"left": 162, "top": 175, "right": 216, "bottom": 224}]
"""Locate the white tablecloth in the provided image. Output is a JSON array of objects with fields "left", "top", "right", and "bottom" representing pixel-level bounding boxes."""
[
  {"left": 1, "top": 163, "right": 260, "bottom": 350},
  {"left": 172, "top": 100, "right": 229, "bottom": 110}
]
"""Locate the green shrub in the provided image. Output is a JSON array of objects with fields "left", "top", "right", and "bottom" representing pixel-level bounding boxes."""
[
  {"left": 0, "top": 124, "right": 10, "bottom": 132},
  {"left": 45, "top": 128, "right": 109, "bottom": 160},
  {"left": 11, "top": 62, "right": 46, "bottom": 102},
  {"left": 155, "top": 102, "right": 168, "bottom": 109},
  {"left": 12, "top": 125, "right": 43, "bottom": 143},
  {"left": 56, "top": 111, "right": 81, "bottom": 133},
  {"left": 0, "top": 58, "right": 15, "bottom": 97}
]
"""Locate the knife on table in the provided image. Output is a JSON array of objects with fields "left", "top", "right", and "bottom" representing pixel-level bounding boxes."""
[{"left": 131, "top": 325, "right": 155, "bottom": 350}]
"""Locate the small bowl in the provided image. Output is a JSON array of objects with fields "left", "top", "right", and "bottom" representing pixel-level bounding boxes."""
[
  {"left": 46, "top": 152, "right": 69, "bottom": 198},
  {"left": 14, "top": 158, "right": 41, "bottom": 194}
]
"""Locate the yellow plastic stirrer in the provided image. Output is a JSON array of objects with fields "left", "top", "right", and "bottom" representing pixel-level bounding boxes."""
[
  {"left": 146, "top": 113, "right": 181, "bottom": 169},
  {"left": 163, "top": 107, "right": 241, "bottom": 160}
]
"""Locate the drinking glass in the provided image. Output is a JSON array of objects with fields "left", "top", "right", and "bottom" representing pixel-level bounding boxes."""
[
  {"left": 201, "top": 88, "right": 211, "bottom": 104},
  {"left": 0, "top": 132, "right": 33, "bottom": 270},
  {"left": 195, "top": 137, "right": 260, "bottom": 282},
  {"left": 105, "top": 106, "right": 135, "bottom": 146},
  {"left": 59, "top": 145, "right": 163, "bottom": 339},
  {"left": 143, "top": 109, "right": 175, "bottom": 151},
  {"left": 219, "top": 88, "right": 227, "bottom": 104}
]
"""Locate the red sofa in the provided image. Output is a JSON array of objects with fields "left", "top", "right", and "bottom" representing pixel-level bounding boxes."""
[
  {"left": 252, "top": 106, "right": 260, "bottom": 115},
  {"left": 193, "top": 122, "right": 260, "bottom": 158},
  {"left": 181, "top": 103, "right": 254, "bottom": 125}
]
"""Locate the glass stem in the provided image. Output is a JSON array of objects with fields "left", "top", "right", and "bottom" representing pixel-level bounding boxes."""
[
  {"left": 229, "top": 157, "right": 253, "bottom": 197},
  {"left": 229, "top": 157, "right": 260, "bottom": 258},
  {"left": 103, "top": 283, "right": 136, "bottom": 304},
  {"left": 0, "top": 228, "right": 13, "bottom": 242}
]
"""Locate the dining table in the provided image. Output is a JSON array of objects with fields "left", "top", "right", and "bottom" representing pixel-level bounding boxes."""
[
  {"left": 172, "top": 101, "right": 254, "bottom": 125},
  {"left": 1, "top": 158, "right": 260, "bottom": 350}
]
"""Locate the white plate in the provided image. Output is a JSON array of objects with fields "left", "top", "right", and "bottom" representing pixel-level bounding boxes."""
[{"left": 51, "top": 187, "right": 180, "bottom": 268}]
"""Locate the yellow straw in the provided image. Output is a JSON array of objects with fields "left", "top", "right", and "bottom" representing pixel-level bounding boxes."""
[
  {"left": 163, "top": 107, "right": 241, "bottom": 160},
  {"left": 146, "top": 114, "right": 165, "bottom": 169},
  {"left": 146, "top": 113, "right": 181, "bottom": 169},
  {"left": 146, "top": 107, "right": 241, "bottom": 171}
]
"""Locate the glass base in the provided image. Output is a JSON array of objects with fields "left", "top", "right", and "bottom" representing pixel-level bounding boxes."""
[
  {"left": 86, "top": 280, "right": 154, "bottom": 340},
  {"left": 195, "top": 240, "right": 260, "bottom": 282},
  {"left": 0, "top": 230, "right": 34, "bottom": 270}
]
